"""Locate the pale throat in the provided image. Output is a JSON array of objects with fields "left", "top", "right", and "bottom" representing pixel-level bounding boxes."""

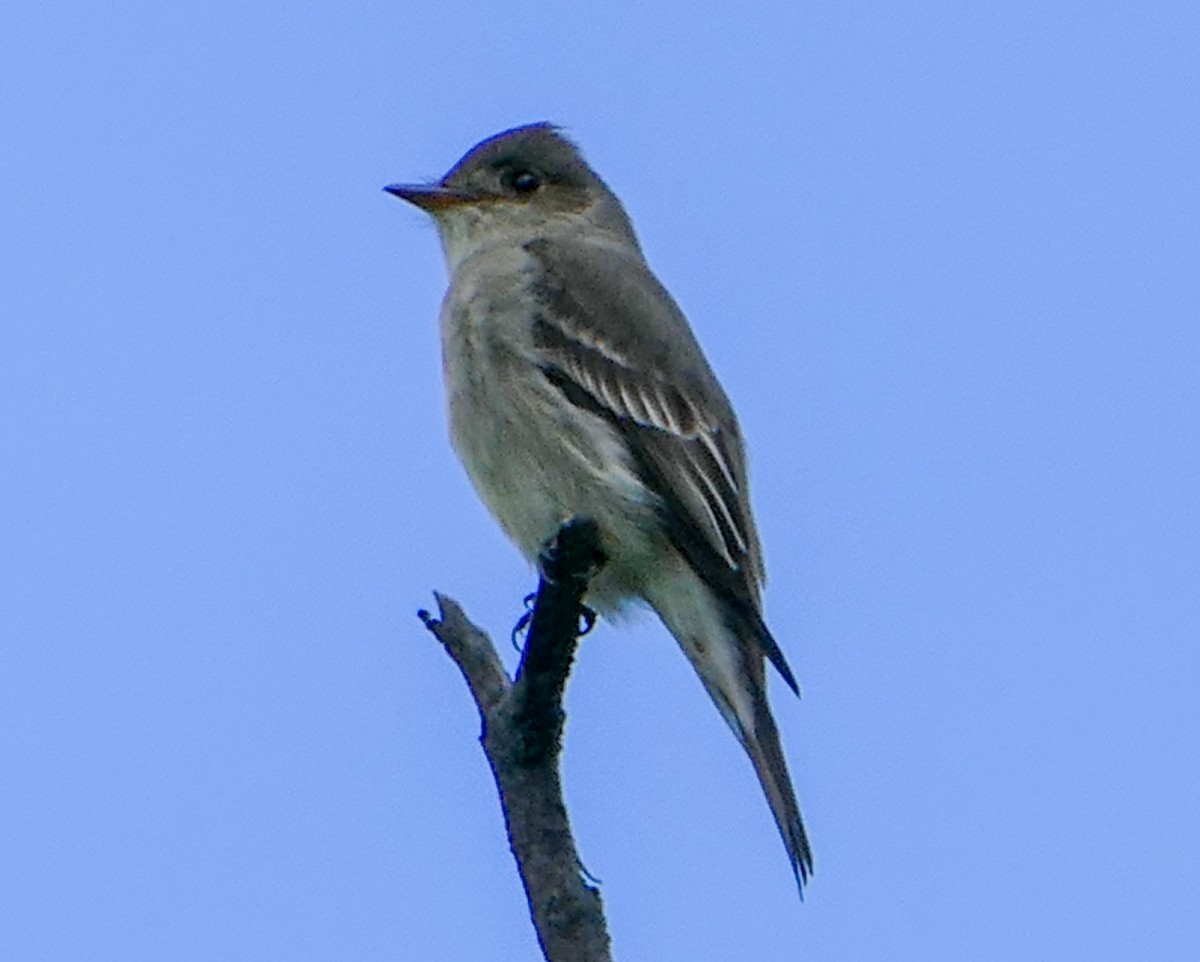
[{"left": 434, "top": 203, "right": 609, "bottom": 275}]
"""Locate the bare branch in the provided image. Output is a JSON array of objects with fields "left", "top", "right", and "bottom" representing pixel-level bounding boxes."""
[{"left": 419, "top": 518, "right": 613, "bottom": 962}]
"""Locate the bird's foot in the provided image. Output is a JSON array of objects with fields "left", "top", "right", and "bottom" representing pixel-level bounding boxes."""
[
  {"left": 512, "top": 595, "right": 598, "bottom": 648},
  {"left": 577, "top": 857, "right": 603, "bottom": 890},
  {"left": 535, "top": 517, "right": 607, "bottom": 585},
  {"left": 510, "top": 592, "right": 537, "bottom": 650}
]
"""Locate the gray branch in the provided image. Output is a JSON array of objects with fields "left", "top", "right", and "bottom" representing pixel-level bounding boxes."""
[{"left": 419, "top": 518, "right": 613, "bottom": 962}]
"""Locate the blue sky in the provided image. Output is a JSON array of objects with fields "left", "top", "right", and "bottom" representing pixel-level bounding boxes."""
[{"left": 3, "top": 2, "right": 1198, "bottom": 959}]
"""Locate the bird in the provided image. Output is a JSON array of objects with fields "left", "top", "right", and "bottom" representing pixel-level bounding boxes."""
[{"left": 385, "top": 123, "right": 812, "bottom": 891}]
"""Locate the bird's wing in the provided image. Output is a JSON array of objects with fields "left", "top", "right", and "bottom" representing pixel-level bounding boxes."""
[{"left": 524, "top": 238, "right": 798, "bottom": 694}]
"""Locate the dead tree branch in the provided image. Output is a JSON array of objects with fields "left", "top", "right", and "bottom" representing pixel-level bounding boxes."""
[{"left": 418, "top": 518, "right": 612, "bottom": 962}]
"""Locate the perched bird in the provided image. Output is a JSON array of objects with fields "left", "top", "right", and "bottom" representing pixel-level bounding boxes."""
[{"left": 386, "top": 124, "right": 812, "bottom": 890}]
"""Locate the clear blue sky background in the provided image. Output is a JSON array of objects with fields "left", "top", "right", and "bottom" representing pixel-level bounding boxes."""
[{"left": 3, "top": 2, "right": 1197, "bottom": 959}]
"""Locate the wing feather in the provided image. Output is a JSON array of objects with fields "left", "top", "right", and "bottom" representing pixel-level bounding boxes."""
[
  {"left": 525, "top": 239, "right": 764, "bottom": 593},
  {"left": 524, "top": 238, "right": 799, "bottom": 692}
]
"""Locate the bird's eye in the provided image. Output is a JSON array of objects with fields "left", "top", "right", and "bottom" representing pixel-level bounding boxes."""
[{"left": 511, "top": 170, "right": 541, "bottom": 194}]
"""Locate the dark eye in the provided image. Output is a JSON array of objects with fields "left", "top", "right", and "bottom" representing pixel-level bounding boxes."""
[{"left": 511, "top": 170, "right": 541, "bottom": 194}]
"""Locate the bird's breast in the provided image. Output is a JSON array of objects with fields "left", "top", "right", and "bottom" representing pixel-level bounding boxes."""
[{"left": 437, "top": 245, "right": 660, "bottom": 593}]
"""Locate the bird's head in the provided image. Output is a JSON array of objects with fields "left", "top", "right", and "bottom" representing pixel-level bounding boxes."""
[{"left": 385, "top": 123, "right": 638, "bottom": 269}]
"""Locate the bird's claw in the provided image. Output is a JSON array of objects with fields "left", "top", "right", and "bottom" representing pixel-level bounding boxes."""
[
  {"left": 511, "top": 592, "right": 537, "bottom": 650},
  {"left": 512, "top": 597, "right": 597, "bottom": 649},
  {"left": 577, "top": 857, "right": 603, "bottom": 889}
]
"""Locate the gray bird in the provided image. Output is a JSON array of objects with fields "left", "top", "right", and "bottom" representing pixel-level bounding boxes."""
[{"left": 386, "top": 123, "right": 812, "bottom": 891}]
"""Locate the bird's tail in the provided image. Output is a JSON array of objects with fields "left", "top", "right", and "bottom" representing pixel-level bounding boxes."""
[
  {"left": 737, "top": 674, "right": 814, "bottom": 892},
  {"left": 646, "top": 572, "right": 813, "bottom": 893}
]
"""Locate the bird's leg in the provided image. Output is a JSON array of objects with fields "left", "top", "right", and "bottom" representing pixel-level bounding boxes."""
[
  {"left": 517, "top": 596, "right": 596, "bottom": 648},
  {"left": 535, "top": 518, "right": 606, "bottom": 640},
  {"left": 511, "top": 592, "right": 537, "bottom": 650}
]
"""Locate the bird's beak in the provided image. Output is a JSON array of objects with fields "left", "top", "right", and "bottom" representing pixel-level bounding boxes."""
[{"left": 383, "top": 183, "right": 474, "bottom": 212}]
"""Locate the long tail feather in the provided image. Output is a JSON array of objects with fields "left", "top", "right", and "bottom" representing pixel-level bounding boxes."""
[{"left": 647, "top": 569, "right": 813, "bottom": 893}]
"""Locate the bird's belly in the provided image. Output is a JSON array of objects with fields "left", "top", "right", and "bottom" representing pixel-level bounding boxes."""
[{"left": 447, "top": 368, "right": 662, "bottom": 612}]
